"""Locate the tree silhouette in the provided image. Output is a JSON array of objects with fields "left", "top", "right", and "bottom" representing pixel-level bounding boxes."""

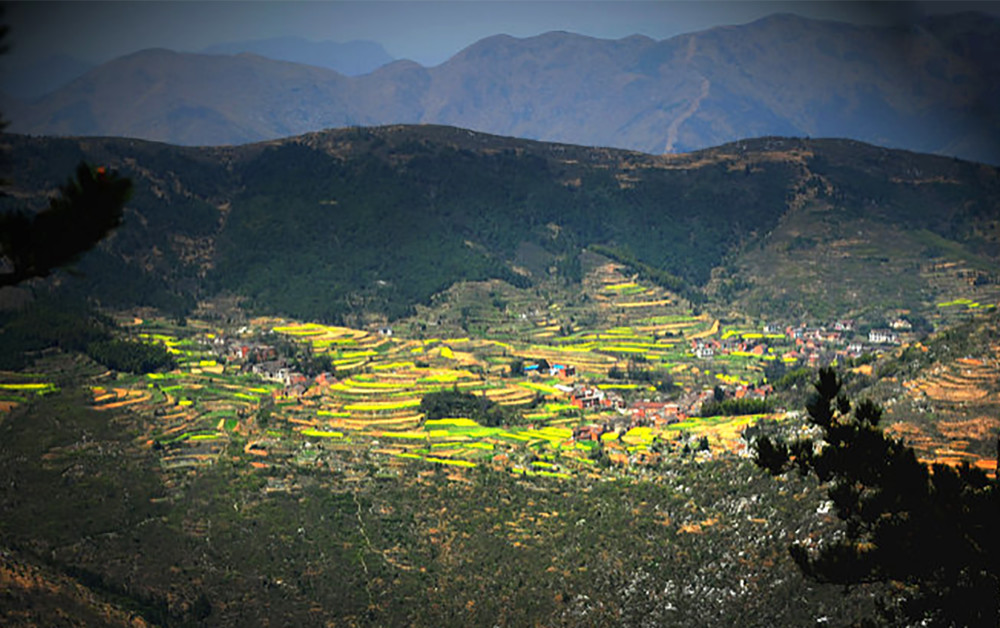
[
  {"left": 754, "top": 367, "right": 1000, "bottom": 625},
  {"left": 0, "top": 162, "right": 132, "bottom": 288},
  {"left": 0, "top": 18, "right": 132, "bottom": 289}
]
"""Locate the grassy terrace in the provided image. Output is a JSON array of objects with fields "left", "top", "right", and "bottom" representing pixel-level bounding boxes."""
[
  {"left": 39, "top": 260, "right": 997, "bottom": 484},
  {"left": 0, "top": 376, "right": 59, "bottom": 411},
  {"left": 62, "top": 263, "right": 807, "bottom": 482}
]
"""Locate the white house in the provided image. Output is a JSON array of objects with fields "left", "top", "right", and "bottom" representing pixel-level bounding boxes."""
[{"left": 868, "top": 329, "right": 899, "bottom": 345}]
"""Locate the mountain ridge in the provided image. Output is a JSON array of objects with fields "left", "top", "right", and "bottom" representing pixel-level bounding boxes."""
[
  {"left": 200, "top": 35, "right": 394, "bottom": 76},
  {"left": 1, "top": 125, "right": 997, "bottom": 324},
  {"left": 8, "top": 13, "right": 1000, "bottom": 162}
]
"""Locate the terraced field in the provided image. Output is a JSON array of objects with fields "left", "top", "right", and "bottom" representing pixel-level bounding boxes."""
[
  {"left": 125, "top": 316, "right": 772, "bottom": 481},
  {"left": 64, "top": 264, "right": 805, "bottom": 486},
  {"left": 892, "top": 325, "right": 1000, "bottom": 473},
  {"left": 18, "top": 255, "right": 989, "bottom": 489},
  {"left": 0, "top": 378, "right": 58, "bottom": 412}
]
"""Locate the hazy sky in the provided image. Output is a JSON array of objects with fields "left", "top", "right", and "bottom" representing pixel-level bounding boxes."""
[{"left": 4, "top": 1, "right": 999, "bottom": 70}]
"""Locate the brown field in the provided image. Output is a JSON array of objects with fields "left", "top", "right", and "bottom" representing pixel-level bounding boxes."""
[
  {"left": 911, "top": 373, "right": 993, "bottom": 403},
  {"left": 91, "top": 387, "right": 153, "bottom": 411},
  {"left": 937, "top": 417, "right": 1000, "bottom": 441},
  {"left": 887, "top": 416, "right": 999, "bottom": 477},
  {"left": 894, "top": 331, "right": 999, "bottom": 477}
]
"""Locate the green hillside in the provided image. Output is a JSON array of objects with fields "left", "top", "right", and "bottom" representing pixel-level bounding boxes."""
[
  {"left": 2, "top": 127, "right": 998, "bottom": 324},
  {"left": 714, "top": 139, "right": 1000, "bottom": 321}
]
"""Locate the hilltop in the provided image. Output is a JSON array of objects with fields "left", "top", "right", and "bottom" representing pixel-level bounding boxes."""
[{"left": 200, "top": 36, "right": 394, "bottom": 76}]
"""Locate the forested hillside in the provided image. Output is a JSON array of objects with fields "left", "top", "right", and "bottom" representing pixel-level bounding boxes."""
[{"left": 1, "top": 126, "right": 997, "bottom": 323}]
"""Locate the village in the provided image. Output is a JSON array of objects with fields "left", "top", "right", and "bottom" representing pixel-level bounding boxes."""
[
  {"left": 58, "top": 252, "right": 957, "bottom": 484},
  {"left": 189, "top": 312, "right": 912, "bottom": 453}
]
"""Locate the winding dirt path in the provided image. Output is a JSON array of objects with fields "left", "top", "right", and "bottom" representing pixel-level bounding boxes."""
[
  {"left": 663, "top": 34, "right": 710, "bottom": 154},
  {"left": 664, "top": 76, "right": 710, "bottom": 154}
]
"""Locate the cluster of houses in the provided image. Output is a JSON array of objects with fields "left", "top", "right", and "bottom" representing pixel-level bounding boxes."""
[
  {"left": 203, "top": 335, "right": 324, "bottom": 396},
  {"left": 561, "top": 384, "right": 625, "bottom": 411},
  {"left": 206, "top": 334, "right": 277, "bottom": 364},
  {"left": 568, "top": 380, "right": 774, "bottom": 443},
  {"left": 199, "top": 316, "right": 914, "bottom": 456},
  {"left": 691, "top": 318, "right": 911, "bottom": 367}
]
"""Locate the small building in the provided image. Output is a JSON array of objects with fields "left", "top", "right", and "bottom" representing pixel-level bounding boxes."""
[
  {"left": 803, "top": 328, "right": 825, "bottom": 341},
  {"left": 890, "top": 318, "right": 913, "bottom": 331},
  {"left": 869, "top": 329, "right": 899, "bottom": 345},
  {"left": 694, "top": 345, "right": 715, "bottom": 359},
  {"left": 569, "top": 386, "right": 625, "bottom": 411},
  {"left": 252, "top": 360, "right": 303, "bottom": 386},
  {"left": 834, "top": 319, "right": 855, "bottom": 332},
  {"left": 549, "top": 363, "right": 577, "bottom": 378},
  {"left": 570, "top": 386, "right": 605, "bottom": 410},
  {"left": 314, "top": 372, "right": 335, "bottom": 387},
  {"left": 629, "top": 401, "right": 682, "bottom": 426},
  {"left": 573, "top": 424, "right": 605, "bottom": 442}
]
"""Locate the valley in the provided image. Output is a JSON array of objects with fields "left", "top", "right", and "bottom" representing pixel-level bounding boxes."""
[
  {"left": 1, "top": 245, "right": 998, "bottom": 625},
  {"left": 1, "top": 124, "right": 999, "bottom": 625},
  {"left": 6, "top": 251, "right": 996, "bottom": 490}
]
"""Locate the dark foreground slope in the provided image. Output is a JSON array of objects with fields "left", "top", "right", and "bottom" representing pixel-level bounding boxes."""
[{"left": 2, "top": 126, "right": 998, "bottom": 322}]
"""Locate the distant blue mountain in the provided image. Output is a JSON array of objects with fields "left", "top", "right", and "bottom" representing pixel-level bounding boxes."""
[
  {"left": 201, "top": 36, "right": 394, "bottom": 76},
  {"left": 10, "top": 13, "right": 1000, "bottom": 164}
]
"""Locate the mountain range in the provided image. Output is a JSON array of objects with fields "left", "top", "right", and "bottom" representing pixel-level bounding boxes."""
[
  {"left": 2, "top": 125, "right": 997, "bottom": 324},
  {"left": 0, "top": 37, "right": 394, "bottom": 102},
  {"left": 6, "top": 12, "right": 1000, "bottom": 164}
]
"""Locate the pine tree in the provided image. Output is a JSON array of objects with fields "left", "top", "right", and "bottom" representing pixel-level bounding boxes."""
[
  {"left": 754, "top": 367, "right": 1000, "bottom": 625},
  {"left": 0, "top": 20, "right": 132, "bottom": 288},
  {"left": 0, "top": 162, "right": 132, "bottom": 287}
]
